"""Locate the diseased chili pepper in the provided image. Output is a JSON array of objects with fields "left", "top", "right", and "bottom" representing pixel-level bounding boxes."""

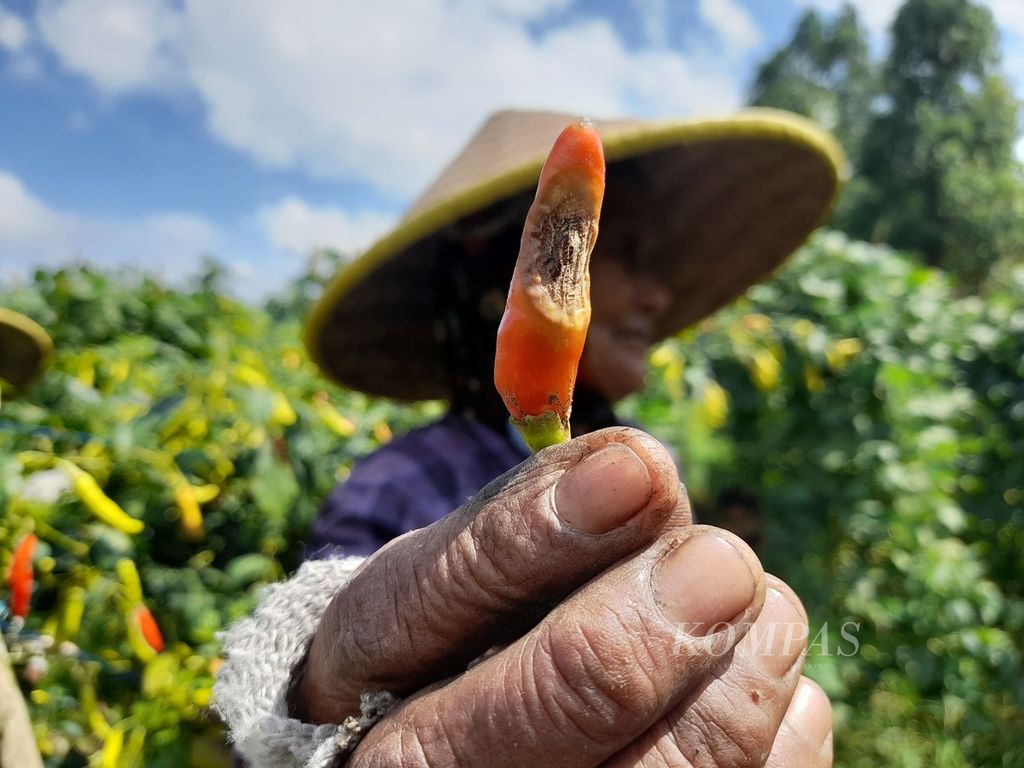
[
  {"left": 494, "top": 120, "right": 606, "bottom": 452},
  {"left": 8, "top": 533, "right": 38, "bottom": 618}
]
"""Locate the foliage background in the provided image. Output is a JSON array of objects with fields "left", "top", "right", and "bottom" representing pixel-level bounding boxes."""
[
  {"left": 0, "top": 262, "right": 441, "bottom": 766},
  {"left": 2, "top": 232, "right": 1022, "bottom": 767}
]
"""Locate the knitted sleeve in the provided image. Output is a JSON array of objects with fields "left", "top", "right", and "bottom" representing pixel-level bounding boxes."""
[{"left": 213, "top": 556, "right": 389, "bottom": 768}]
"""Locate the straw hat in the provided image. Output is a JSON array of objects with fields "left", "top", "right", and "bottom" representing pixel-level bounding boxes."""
[
  {"left": 305, "top": 108, "right": 846, "bottom": 401},
  {"left": 0, "top": 308, "right": 53, "bottom": 394}
]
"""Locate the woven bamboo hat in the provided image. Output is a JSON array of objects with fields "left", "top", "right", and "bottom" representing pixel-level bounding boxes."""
[
  {"left": 305, "top": 108, "right": 846, "bottom": 401},
  {"left": 0, "top": 308, "right": 53, "bottom": 394}
]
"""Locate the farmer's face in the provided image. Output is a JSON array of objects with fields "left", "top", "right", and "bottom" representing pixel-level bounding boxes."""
[{"left": 579, "top": 249, "right": 672, "bottom": 402}]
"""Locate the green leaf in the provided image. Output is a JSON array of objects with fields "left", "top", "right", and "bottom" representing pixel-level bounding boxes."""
[{"left": 248, "top": 443, "right": 299, "bottom": 519}]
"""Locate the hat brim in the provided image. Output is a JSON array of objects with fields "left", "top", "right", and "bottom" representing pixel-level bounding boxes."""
[
  {"left": 305, "top": 109, "right": 846, "bottom": 401},
  {"left": 0, "top": 308, "right": 54, "bottom": 394}
]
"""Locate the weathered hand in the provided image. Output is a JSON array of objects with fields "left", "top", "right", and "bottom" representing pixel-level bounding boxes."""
[{"left": 292, "top": 427, "right": 832, "bottom": 767}]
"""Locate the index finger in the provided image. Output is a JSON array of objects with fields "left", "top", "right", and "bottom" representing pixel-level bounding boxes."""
[{"left": 298, "top": 427, "right": 688, "bottom": 724}]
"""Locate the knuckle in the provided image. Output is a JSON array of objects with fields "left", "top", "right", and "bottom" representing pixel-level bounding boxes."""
[
  {"left": 350, "top": 718, "right": 442, "bottom": 768},
  {"left": 336, "top": 555, "right": 438, "bottom": 680},
  {"left": 331, "top": 584, "right": 391, "bottom": 671},
  {"left": 446, "top": 489, "right": 563, "bottom": 613},
  {"left": 686, "top": 685, "right": 775, "bottom": 768},
  {"left": 403, "top": 555, "right": 453, "bottom": 641},
  {"left": 525, "top": 606, "right": 666, "bottom": 745},
  {"left": 445, "top": 518, "right": 531, "bottom": 612}
]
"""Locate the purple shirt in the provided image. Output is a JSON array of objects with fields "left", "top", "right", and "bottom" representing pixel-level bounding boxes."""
[{"left": 308, "top": 412, "right": 530, "bottom": 558}]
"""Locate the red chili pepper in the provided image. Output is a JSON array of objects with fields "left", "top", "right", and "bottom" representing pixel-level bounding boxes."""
[
  {"left": 8, "top": 534, "right": 38, "bottom": 618},
  {"left": 494, "top": 120, "right": 606, "bottom": 452},
  {"left": 134, "top": 605, "right": 165, "bottom": 653}
]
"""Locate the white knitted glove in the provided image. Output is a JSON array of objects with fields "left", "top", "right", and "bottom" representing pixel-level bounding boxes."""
[{"left": 213, "top": 557, "right": 396, "bottom": 768}]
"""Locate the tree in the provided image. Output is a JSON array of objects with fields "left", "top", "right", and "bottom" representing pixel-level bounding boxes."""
[
  {"left": 750, "top": 0, "right": 1024, "bottom": 289},
  {"left": 841, "top": 0, "right": 1024, "bottom": 286},
  {"left": 749, "top": 4, "right": 875, "bottom": 159}
]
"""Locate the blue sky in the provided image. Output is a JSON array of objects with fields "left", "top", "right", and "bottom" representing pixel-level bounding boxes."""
[{"left": 2, "top": 0, "right": 1023, "bottom": 300}]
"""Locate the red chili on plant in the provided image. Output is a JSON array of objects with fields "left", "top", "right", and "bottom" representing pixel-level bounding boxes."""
[
  {"left": 494, "top": 120, "right": 606, "bottom": 452},
  {"left": 8, "top": 533, "right": 38, "bottom": 618},
  {"left": 134, "top": 605, "right": 165, "bottom": 653}
]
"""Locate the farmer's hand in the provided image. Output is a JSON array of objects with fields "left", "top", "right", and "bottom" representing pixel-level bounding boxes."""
[{"left": 292, "top": 427, "right": 832, "bottom": 767}]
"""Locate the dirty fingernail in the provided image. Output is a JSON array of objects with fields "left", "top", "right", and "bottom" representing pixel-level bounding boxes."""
[
  {"left": 655, "top": 533, "right": 757, "bottom": 636},
  {"left": 555, "top": 443, "right": 653, "bottom": 533}
]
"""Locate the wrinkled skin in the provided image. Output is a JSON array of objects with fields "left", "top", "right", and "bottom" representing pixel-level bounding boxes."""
[{"left": 293, "top": 428, "right": 833, "bottom": 767}]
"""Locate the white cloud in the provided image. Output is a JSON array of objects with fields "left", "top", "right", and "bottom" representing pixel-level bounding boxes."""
[
  {"left": 36, "top": 0, "right": 180, "bottom": 92},
  {"left": 0, "top": 170, "right": 221, "bottom": 281},
  {"left": 0, "top": 173, "right": 52, "bottom": 240},
  {"left": 258, "top": 197, "right": 395, "bottom": 257},
  {"left": 184, "top": 2, "right": 741, "bottom": 195},
  {"left": 32, "top": 0, "right": 744, "bottom": 198},
  {"left": 0, "top": 171, "right": 398, "bottom": 301},
  {"left": 698, "top": 0, "right": 761, "bottom": 52},
  {"left": 0, "top": 8, "right": 29, "bottom": 51}
]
